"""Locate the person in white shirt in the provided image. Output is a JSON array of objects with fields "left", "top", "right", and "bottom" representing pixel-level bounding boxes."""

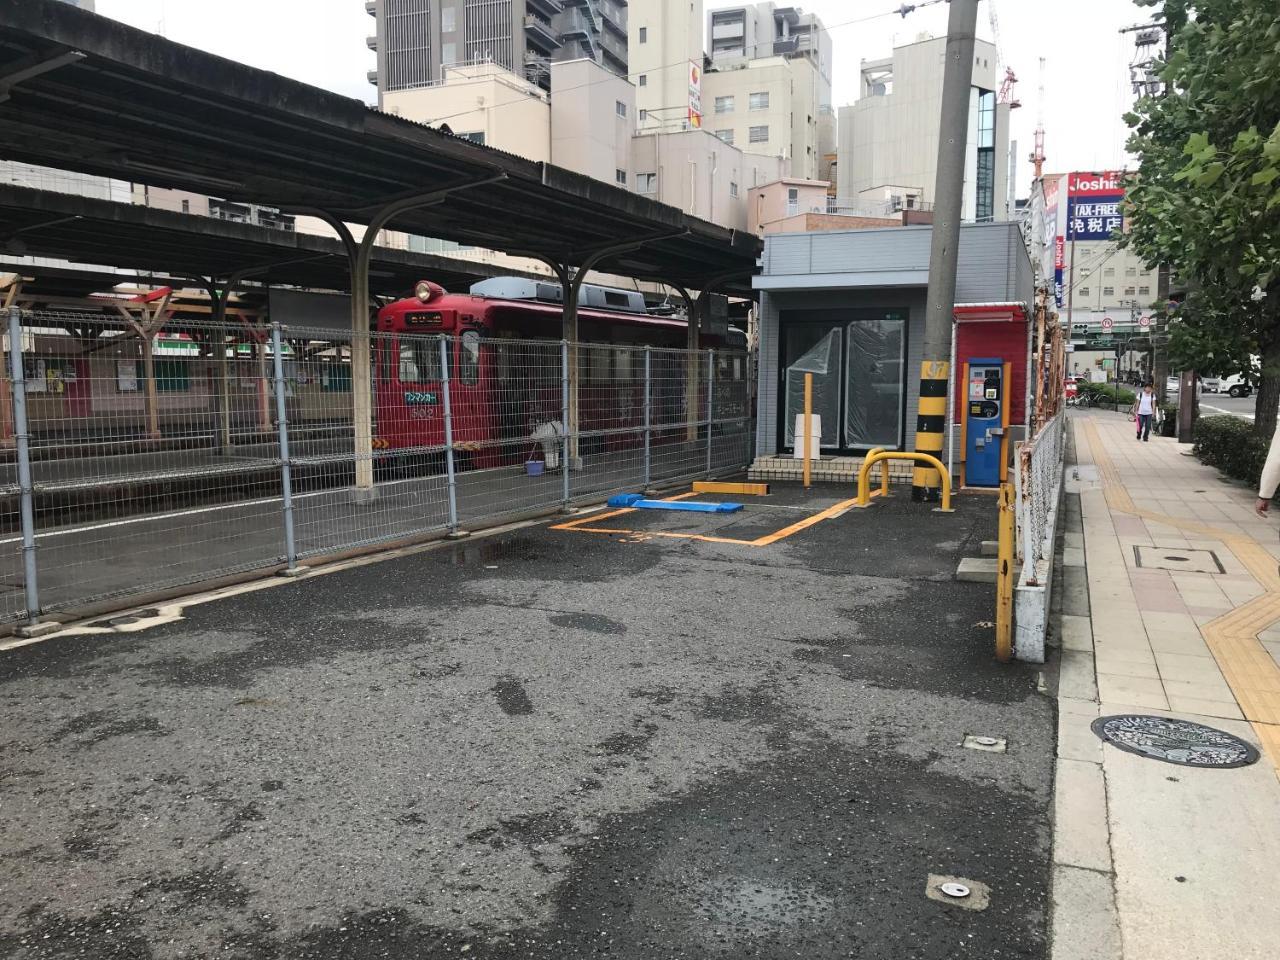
[
  {"left": 1132, "top": 382, "right": 1157, "bottom": 441},
  {"left": 1255, "top": 421, "right": 1280, "bottom": 517}
]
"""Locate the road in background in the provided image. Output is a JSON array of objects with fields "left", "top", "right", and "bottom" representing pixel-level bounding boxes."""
[{"left": 1200, "top": 393, "right": 1256, "bottom": 421}]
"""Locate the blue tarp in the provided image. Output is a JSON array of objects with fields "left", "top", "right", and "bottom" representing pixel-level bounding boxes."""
[{"left": 606, "top": 494, "right": 743, "bottom": 514}]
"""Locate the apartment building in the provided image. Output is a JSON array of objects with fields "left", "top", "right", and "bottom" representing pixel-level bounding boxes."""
[{"left": 366, "top": 0, "right": 627, "bottom": 96}]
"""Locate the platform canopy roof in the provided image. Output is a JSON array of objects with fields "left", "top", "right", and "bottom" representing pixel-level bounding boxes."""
[
  {"left": 0, "top": 185, "right": 542, "bottom": 298},
  {"left": 0, "top": 1, "right": 760, "bottom": 295}
]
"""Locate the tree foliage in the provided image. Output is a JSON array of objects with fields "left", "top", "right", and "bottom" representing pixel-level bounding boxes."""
[{"left": 1124, "top": 0, "right": 1280, "bottom": 433}]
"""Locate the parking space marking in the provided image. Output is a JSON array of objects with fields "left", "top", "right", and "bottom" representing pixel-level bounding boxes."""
[{"left": 551, "top": 494, "right": 861, "bottom": 547}]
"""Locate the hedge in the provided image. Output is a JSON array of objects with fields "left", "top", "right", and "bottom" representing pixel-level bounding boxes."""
[
  {"left": 1192, "top": 414, "right": 1269, "bottom": 486},
  {"left": 1077, "top": 381, "right": 1137, "bottom": 408}
]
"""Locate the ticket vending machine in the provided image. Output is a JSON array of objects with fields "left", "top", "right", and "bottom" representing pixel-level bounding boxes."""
[{"left": 963, "top": 358, "right": 1011, "bottom": 488}]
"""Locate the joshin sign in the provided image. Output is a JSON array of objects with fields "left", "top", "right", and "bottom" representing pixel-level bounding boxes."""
[{"left": 1067, "top": 170, "right": 1125, "bottom": 241}]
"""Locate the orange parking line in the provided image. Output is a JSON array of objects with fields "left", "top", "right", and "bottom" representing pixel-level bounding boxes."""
[
  {"left": 553, "top": 493, "right": 858, "bottom": 547},
  {"left": 749, "top": 497, "right": 860, "bottom": 546}
]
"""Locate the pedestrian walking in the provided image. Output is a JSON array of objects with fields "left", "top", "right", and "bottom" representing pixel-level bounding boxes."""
[
  {"left": 1132, "top": 382, "right": 1157, "bottom": 441},
  {"left": 1256, "top": 421, "right": 1280, "bottom": 517}
]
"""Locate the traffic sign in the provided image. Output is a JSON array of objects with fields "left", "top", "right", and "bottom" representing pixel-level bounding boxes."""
[
  {"left": 1101, "top": 316, "right": 1115, "bottom": 332},
  {"left": 1138, "top": 315, "right": 1151, "bottom": 329}
]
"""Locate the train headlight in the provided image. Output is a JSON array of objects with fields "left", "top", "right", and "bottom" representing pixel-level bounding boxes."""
[{"left": 415, "top": 281, "right": 432, "bottom": 302}]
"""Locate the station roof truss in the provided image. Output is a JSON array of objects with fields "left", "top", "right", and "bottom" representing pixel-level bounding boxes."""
[
  {"left": 0, "top": 1, "right": 760, "bottom": 295},
  {"left": 0, "top": 184, "right": 543, "bottom": 298}
]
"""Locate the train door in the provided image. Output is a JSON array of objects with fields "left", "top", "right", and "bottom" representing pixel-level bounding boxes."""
[{"left": 450, "top": 329, "right": 492, "bottom": 466}]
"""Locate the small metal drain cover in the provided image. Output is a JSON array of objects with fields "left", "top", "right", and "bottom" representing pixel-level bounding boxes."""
[
  {"left": 1133, "top": 545, "right": 1224, "bottom": 574},
  {"left": 1091, "top": 715, "right": 1259, "bottom": 768}
]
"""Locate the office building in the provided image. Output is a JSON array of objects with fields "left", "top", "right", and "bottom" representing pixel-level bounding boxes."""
[
  {"left": 366, "top": 0, "right": 627, "bottom": 97},
  {"left": 837, "top": 35, "right": 1010, "bottom": 222}
]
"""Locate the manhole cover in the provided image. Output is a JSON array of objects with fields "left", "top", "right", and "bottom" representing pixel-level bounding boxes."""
[
  {"left": 1133, "top": 545, "right": 1224, "bottom": 574},
  {"left": 1091, "top": 715, "right": 1259, "bottom": 768}
]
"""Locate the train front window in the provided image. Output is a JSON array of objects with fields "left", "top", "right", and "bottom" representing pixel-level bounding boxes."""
[{"left": 399, "top": 338, "right": 443, "bottom": 383}]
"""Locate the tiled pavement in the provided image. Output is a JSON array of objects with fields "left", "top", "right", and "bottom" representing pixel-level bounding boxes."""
[{"left": 1051, "top": 411, "right": 1280, "bottom": 960}]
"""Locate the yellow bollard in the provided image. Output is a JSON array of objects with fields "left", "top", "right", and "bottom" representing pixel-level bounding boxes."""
[
  {"left": 995, "top": 482, "right": 1015, "bottom": 663},
  {"left": 856, "top": 451, "right": 952, "bottom": 512},
  {"left": 803, "top": 372, "right": 813, "bottom": 489}
]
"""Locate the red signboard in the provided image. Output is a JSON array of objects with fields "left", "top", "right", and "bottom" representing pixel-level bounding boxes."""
[{"left": 1067, "top": 170, "right": 1126, "bottom": 197}]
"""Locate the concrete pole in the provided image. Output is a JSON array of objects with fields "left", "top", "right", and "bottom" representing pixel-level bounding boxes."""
[{"left": 914, "top": 0, "right": 979, "bottom": 502}]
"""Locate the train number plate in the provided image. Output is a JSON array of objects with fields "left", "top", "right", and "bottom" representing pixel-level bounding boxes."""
[{"left": 404, "top": 390, "right": 439, "bottom": 406}]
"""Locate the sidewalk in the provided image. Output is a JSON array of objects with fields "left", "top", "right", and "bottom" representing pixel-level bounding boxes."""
[{"left": 1052, "top": 410, "right": 1280, "bottom": 960}]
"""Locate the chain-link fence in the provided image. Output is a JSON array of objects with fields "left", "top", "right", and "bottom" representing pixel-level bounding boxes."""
[
  {"left": 1014, "top": 410, "right": 1065, "bottom": 586},
  {"left": 0, "top": 308, "right": 752, "bottom": 624}
]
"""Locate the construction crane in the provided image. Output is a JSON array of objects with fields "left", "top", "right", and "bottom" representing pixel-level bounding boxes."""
[
  {"left": 998, "top": 67, "right": 1020, "bottom": 108},
  {"left": 989, "top": 1, "right": 1019, "bottom": 107},
  {"left": 1030, "top": 57, "right": 1046, "bottom": 179}
]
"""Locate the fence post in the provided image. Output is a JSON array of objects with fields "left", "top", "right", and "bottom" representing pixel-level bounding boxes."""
[
  {"left": 561, "top": 340, "right": 571, "bottom": 511},
  {"left": 439, "top": 336, "right": 460, "bottom": 535},
  {"left": 706, "top": 349, "right": 715, "bottom": 476},
  {"left": 269, "top": 323, "right": 298, "bottom": 572},
  {"left": 643, "top": 346, "right": 652, "bottom": 489},
  {"left": 7, "top": 307, "right": 39, "bottom": 619}
]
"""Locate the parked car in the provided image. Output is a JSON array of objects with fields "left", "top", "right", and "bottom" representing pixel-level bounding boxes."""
[
  {"left": 1219, "top": 374, "right": 1252, "bottom": 397},
  {"left": 1200, "top": 375, "right": 1222, "bottom": 393}
]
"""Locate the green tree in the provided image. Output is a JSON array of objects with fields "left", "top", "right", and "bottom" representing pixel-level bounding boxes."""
[{"left": 1124, "top": 0, "right": 1280, "bottom": 435}]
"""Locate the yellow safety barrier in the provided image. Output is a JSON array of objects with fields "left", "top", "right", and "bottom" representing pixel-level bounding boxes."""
[
  {"left": 692, "top": 481, "right": 770, "bottom": 496},
  {"left": 864, "top": 447, "right": 892, "bottom": 500},
  {"left": 995, "top": 482, "right": 1015, "bottom": 663},
  {"left": 855, "top": 451, "right": 953, "bottom": 512}
]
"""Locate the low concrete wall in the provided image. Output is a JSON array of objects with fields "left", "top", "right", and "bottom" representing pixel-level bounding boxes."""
[{"left": 1014, "top": 469, "right": 1063, "bottom": 663}]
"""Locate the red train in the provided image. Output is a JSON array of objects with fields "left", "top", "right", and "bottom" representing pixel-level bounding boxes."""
[{"left": 373, "top": 277, "right": 746, "bottom": 468}]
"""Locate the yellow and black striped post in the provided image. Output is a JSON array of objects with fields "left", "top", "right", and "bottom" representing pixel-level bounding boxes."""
[{"left": 912, "top": 359, "right": 950, "bottom": 501}]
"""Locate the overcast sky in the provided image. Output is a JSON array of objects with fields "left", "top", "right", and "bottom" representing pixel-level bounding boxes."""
[{"left": 97, "top": 0, "right": 1155, "bottom": 194}]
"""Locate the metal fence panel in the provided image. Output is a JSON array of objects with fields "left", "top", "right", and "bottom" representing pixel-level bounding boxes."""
[
  {"left": 1, "top": 310, "right": 753, "bottom": 624},
  {"left": 15, "top": 312, "right": 293, "bottom": 613}
]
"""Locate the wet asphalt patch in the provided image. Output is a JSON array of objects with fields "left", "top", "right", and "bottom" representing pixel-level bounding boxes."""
[{"left": 0, "top": 484, "right": 1052, "bottom": 958}]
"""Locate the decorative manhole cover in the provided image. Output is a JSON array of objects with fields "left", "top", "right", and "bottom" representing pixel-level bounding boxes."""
[{"left": 1091, "top": 715, "right": 1259, "bottom": 768}]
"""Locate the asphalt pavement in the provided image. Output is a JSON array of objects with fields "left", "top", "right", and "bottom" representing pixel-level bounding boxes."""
[
  {"left": 1198, "top": 393, "right": 1256, "bottom": 421},
  {"left": 0, "top": 485, "right": 1054, "bottom": 959}
]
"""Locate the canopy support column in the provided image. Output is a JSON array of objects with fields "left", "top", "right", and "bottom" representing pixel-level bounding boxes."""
[{"left": 304, "top": 172, "right": 507, "bottom": 493}]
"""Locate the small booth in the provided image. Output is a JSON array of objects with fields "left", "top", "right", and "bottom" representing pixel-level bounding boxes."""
[{"left": 952, "top": 302, "right": 1030, "bottom": 488}]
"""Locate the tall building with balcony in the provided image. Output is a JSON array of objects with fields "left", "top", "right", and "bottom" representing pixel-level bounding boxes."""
[
  {"left": 366, "top": 0, "right": 627, "bottom": 98},
  {"left": 837, "top": 35, "right": 1010, "bottom": 223},
  {"left": 707, "top": 2, "right": 829, "bottom": 74}
]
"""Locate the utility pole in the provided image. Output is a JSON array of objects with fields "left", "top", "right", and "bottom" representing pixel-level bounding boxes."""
[{"left": 915, "top": 0, "right": 980, "bottom": 502}]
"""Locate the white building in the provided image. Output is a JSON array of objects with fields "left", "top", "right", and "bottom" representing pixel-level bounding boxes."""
[
  {"left": 838, "top": 35, "right": 1010, "bottom": 223},
  {"left": 630, "top": 0, "right": 704, "bottom": 133},
  {"left": 631, "top": 129, "right": 786, "bottom": 231}
]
